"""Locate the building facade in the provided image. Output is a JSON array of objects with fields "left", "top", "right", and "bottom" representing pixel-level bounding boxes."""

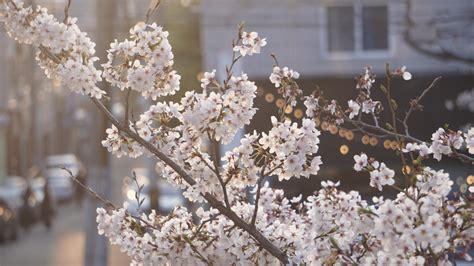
[{"left": 201, "top": 0, "right": 473, "bottom": 77}]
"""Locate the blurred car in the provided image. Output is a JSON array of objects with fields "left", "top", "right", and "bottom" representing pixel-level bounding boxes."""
[
  {"left": 0, "top": 176, "right": 44, "bottom": 225},
  {"left": 30, "top": 177, "right": 56, "bottom": 214},
  {"left": 0, "top": 199, "right": 18, "bottom": 243},
  {"left": 44, "top": 154, "right": 85, "bottom": 202},
  {"left": 123, "top": 168, "right": 185, "bottom": 215},
  {"left": 0, "top": 176, "right": 27, "bottom": 210}
]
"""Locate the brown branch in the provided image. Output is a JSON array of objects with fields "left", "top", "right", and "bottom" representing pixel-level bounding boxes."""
[
  {"left": 210, "top": 139, "right": 231, "bottom": 208},
  {"left": 124, "top": 88, "right": 131, "bottom": 127},
  {"left": 384, "top": 65, "right": 409, "bottom": 182},
  {"left": 250, "top": 177, "right": 264, "bottom": 227},
  {"left": 60, "top": 167, "right": 116, "bottom": 210},
  {"left": 145, "top": 0, "right": 161, "bottom": 24},
  {"left": 63, "top": 0, "right": 72, "bottom": 24},
  {"left": 90, "top": 96, "right": 289, "bottom": 264},
  {"left": 60, "top": 167, "right": 160, "bottom": 230},
  {"left": 402, "top": 77, "right": 442, "bottom": 136},
  {"left": 344, "top": 118, "right": 474, "bottom": 164}
]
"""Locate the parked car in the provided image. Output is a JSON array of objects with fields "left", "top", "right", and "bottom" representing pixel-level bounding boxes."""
[
  {"left": 0, "top": 176, "right": 26, "bottom": 211},
  {"left": 123, "top": 168, "right": 185, "bottom": 215},
  {"left": 0, "top": 176, "right": 50, "bottom": 224},
  {"left": 0, "top": 199, "right": 18, "bottom": 243},
  {"left": 44, "top": 154, "right": 85, "bottom": 202}
]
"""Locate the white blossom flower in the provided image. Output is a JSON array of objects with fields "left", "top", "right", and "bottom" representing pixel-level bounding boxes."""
[
  {"left": 394, "top": 65, "right": 412, "bottom": 81},
  {"left": 362, "top": 99, "right": 379, "bottom": 114},
  {"left": 325, "top": 100, "right": 337, "bottom": 115},
  {"left": 200, "top": 69, "right": 216, "bottom": 89},
  {"left": 233, "top": 31, "right": 266, "bottom": 57},
  {"left": 353, "top": 153, "right": 368, "bottom": 171},
  {"left": 102, "top": 22, "right": 180, "bottom": 99},
  {"left": 269, "top": 66, "right": 301, "bottom": 106},
  {"left": 303, "top": 95, "right": 319, "bottom": 117},
  {"left": 347, "top": 100, "right": 360, "bottom": 119},
  {"left": 408, "top": 256, "right": 425, "bottom": 266},
  {"left": 356, "top": 67, "right": 375, "bottom": 91},
  {"left": 430, "top": 128, "right": 464, "bottom": 161},
  {"left": 465, "top": 127, "right": 474, "bottom": 154}
]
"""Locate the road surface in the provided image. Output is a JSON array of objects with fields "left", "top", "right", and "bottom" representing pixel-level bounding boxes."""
[{"left": 0, "top": 203, "right": 130, "bottom": 266}]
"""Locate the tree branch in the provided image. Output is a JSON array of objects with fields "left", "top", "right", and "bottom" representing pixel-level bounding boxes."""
[
  {"left": 402, "top": 77, "right": 441, "bottom": 136},
  {"left": 90, "top": 96, "right": 289, "bottom": 264},
  {"left": 344, "top": 118, "right": 474, "bottom": 164}
]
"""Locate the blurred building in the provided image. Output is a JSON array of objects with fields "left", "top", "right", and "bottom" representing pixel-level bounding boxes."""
[
  {"left": 199, "top": 0, "right": 473, "bottom": 194},
  {"left": 201, "top": 0, "right": 473, "bottom": 76}
]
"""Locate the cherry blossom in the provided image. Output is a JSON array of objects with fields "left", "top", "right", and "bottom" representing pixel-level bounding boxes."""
[
  {"left": 102, "top": 22, "right": 180, "bottom": 99},
  {"left": 465, "top": 127, "right": 474, "bottom": 154},
  {"left": 2, "top": 1, "right": 473, "bottom": 265},
  {"left": 393, "top": 65, "right": 412, "bottom": 81},
  {"left": 347, "top": 100, "right": 360, "bottom": 119},
  {"left": 430, "top": 127, "right": 464, "bottom": 160},
  {"left": 233, "top": 31, "right": 266, "bottom": 57},
  {"left": 200, "top": 69, "right": 216, "bottom": 90},
  {"left": 356, "top": 67, "right": 375, "bottom": 91},
  {"left": 269, "top": 66, "right": 301, "bottom": 106},
  {"left": 0, "top": 1, "right": 105, "bottom": 98},
  {"left": 353, "top": 153, "right": 368, "bottom": 171}
]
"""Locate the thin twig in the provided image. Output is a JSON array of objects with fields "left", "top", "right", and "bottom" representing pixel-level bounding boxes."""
[
  {"left": 60, "top": 167, "right": 116, "bottom": 210},
  {"left": 63, "top": 0, "right": 72, "bottom": 24},
  {"left": 402, "top": 77, "right": 442, "bottom": 136},
  {"left": 124, "top": 88, "right": 132, "bottom": 127},
  {"left": 251, "top": 162, "right": 269, "bottom": 227},
  {"left": 251, "top": 178, "right": 264, "bottom": 227},
  {"left": 191, "top": 214, "right": 220, "bottom": 241},
  {"left": 343, "top": 118, "right": 474, "bottom": 164},
  {"left": 383, "top": 66, "right": 409, "bottom": 185},
  {"left": 145, "top": 0, "right": 161, "bottom": 24},
  {"left": 210, "top": 139, "right": 231, "bottom": 208},
  {"left": 60, "top": 167, "right": 160, "bottom": 230}
]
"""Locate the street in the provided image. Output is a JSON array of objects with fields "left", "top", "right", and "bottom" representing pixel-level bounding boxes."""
[{"left": 0, "top": 203, "right": 130, "bottom": 266}]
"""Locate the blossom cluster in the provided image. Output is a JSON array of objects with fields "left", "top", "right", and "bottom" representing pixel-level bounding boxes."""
[
  {"left": 2, "top": 2, "right": 473, "bottom": 265},
  {"left": 259, "top": 117, "right": 322, "bottom": 180},
  {"left": 97, "top": 167, "right": 473, "bottom": 265},
  {"left": 182, "top": 73, "right": 258, "bottom": 144},
  {"left": 101, "top": 125, "right": 143, "bottom": 158},
  {"left": 402, "top": 127, "right": 472, "bottom": 161},
  {"left": 269, "top": 66, "right": 302, "bottom": 106},
  {"left": 0, "top": 0, "right": 104, "bottom": 98},
  {"left": 302, "top": 67, "right": 387, "bottom": 125},
  {"left": 233, "top": 31, "right": 267, "bottom": 57},
  {"left": 466, "top": 128, "right": 474, "bottom": 154},
  {"left": 353, "top": 153, "right": 395, "bottom": 191},
  {"left": 102, "top": 22, "right": 180, "bottom": 99},
  {"left": 430, "top": 128, "right": 464, "bottom": 160},
  {"left": 392, "top": 65, "right": 412, "bottom": 81}
]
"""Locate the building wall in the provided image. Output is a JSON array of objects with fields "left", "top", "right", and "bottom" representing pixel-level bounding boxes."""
[{"left": 200, "top": 0, "right": 473, "bottom": 78}]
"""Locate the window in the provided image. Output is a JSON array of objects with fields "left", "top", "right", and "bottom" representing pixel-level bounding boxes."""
[
  {"left": 362, "top": 6, "right": 388, "bottom": 50},
  {"left": 326, "top": 3, "right": 389, "bottom": 54},
  {"left": 327, "top": 6, "right": 355, "bottom": 52}
]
